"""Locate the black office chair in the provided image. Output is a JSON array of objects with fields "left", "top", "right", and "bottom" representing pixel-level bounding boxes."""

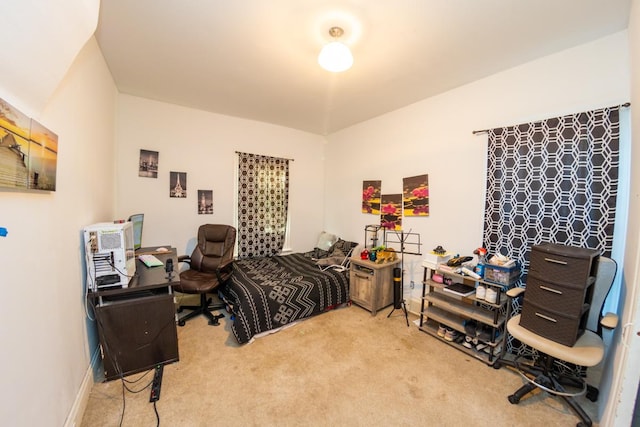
[
  {"left": 173, "top": 224, "right": 236, "bottom": 326},
  {"left": 495, "top": 256, "right": 618, "bottom": 427}
]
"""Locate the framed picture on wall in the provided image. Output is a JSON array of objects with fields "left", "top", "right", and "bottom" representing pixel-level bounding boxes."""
[
  {"left": 198, "top": 190, "right": 213, "bottom": 214},
  {"left": 380, "top": 193, "right": 402, "bottom": 230},
  {"left": 362, "top": 180, "right": 382, "bottom": 214},
  {"left": 403, "top": 174, "right": 429, "bottom": 216},
  {"left": 139, "top": 149, "right": 159, "bottom": 178},
  {"left": 169, "top": 171, "right": 187, "bottom": 198},
  {"left": 0, "top": 97, "right": 58, "bottom": 191}
]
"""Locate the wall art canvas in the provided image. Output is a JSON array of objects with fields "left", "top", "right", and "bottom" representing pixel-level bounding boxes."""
[
  {"left": 0, "top": 97, "right": 58, "bottom": 191},
  {"left": 380, "top": 193, "right": 402, "bottom": 231},
  {"left": 198, "top": 190, "right": 213, "bottom": 214},
  {"left": 403, "top": 174, "right": 429, "bottom": 216},
  {"left": 139, "top": 149, "right": 159, "bottom": 178},
  {"left": 362, "top": 180, "right": 382, "bottom": 214},
  {"left": 169, "top": 171, "right": 187, "bottom": 198}
]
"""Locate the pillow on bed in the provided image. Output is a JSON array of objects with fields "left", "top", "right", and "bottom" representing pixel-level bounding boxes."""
[
  {"left": 330, "top": 238, "right": 358, "bottom": 256},
  {"left": 316, "top": 231, "right": 338, "bottom": 251},
  {"left": 316, "top": 248, "right": 347, "bottom": 266}
]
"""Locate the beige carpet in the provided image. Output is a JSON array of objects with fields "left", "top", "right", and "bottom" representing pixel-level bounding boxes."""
[{"left": 81, "top": 303, "right": 599, "bottom": 426}]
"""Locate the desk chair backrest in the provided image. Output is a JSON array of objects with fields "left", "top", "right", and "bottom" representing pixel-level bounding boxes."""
[
  {"left": 587, "top": 256, "right": 617, "bottom": 335},
  {"left": 189, "top": 224, "right": 236, "bottom": 273}
]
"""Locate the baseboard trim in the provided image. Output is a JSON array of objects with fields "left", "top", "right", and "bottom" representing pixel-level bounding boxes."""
[{"left": 64, "top": 350, "right": 99, "bottom": 427}]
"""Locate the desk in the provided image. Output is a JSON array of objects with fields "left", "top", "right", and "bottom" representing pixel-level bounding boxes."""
[{"left": 89, "top": 247, "right": 180, "bottom": 381}]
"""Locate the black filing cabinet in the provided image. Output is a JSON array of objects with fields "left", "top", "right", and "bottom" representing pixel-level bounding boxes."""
[{"left": 520, "top": 243, "right": 599, "bottom": 346}]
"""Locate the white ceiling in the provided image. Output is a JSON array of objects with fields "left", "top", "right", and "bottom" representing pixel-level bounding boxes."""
[{"left": 95, "top": 1, "right": 631, "bottom": 136}]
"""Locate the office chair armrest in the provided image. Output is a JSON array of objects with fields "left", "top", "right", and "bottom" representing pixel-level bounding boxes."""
[
  {"left": 214, "top": 258, "right": 234, "bottom": 282},
  {"left": 506, "top": 287, "right": 525, "bottom": 299},
  {"left": 601, "top": 312, "right": 618, "bottom": 329},
  {"left": 177, "top": 255, "right": 191, "bottom": 263}
]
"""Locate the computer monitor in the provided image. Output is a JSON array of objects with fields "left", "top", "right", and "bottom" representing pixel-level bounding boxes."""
[{"left": 128, "top": 213, "right": 144, "bottom": 251}]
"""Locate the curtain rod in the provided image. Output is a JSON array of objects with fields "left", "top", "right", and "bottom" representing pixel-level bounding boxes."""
[
  {"left": 235, "top": 151, "right": 294, "bottom": 161},
  {"left": 472, "top": 102, "right": 631, "bottom": 135}
]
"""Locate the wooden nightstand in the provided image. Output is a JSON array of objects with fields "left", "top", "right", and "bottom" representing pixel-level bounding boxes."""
[{"left": 349, "top": 258, "right": 401, "bottom": 316}]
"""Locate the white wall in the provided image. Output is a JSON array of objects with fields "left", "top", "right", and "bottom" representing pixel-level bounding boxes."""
[
  {"left": 114, "top": 95, "right": 328, "bottom": 255},
  {"left": 0, "top": 37, "right": 117, "bottom": 426},
  {"left": 324, "top": 32, "right": 631, "bottom": 315}
]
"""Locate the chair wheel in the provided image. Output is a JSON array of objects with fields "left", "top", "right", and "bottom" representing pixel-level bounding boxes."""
[
  {"left": 178, "top": 320, "right": 186, "bottom": 327},
  {"left": 493, "top": 361, "right": 502, "bottom": 369},
  {"left": 508, "top": 394, "right": 520, "bottom": 404},
  {"left": 586, "top": 386, "right": 599, "bottom": 402},
  {"left": 577, "top": 421, "right": 591, "bottom": 427},
  {"left": 177, "top": 307, "right": 183, "bottom": 313}
]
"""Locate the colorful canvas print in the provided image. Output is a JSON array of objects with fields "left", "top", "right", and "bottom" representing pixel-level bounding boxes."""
[
  {"left": 380, "top": 193, "right": 402, "bottom": 230},
  {"left": 170, "top": 171, "right": 187, "bottom": 198},
  {"left": 403, "top": 174, "right": 429, "bottom": 216},
  {"left": 0, "top": 98, "right": 34, "bottom": 189},
  {"left": 198, "top": 190, "right": 213, "bottom": 214},
  {"left": 28, "top": 119, "right": 58, "bottom": 191},
  {"left": 139, "top": 149, "right": 159, "bottom": 178},
  {"left": 362, "top": 180, "right": 382, "bottom": 214}
]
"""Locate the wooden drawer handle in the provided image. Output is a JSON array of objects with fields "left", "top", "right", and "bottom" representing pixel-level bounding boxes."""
[
  {"left": 544, "top": 257, "right": 568, "bottom": 265},
  {"left": 539, "top": 285, "right": 563, "bottom": 295},
  {"left": 355, "top": 273, "right": 371, "bottom": 279},
  {"left": 535, "top": 312, "right": 557, "bottom": 323}
]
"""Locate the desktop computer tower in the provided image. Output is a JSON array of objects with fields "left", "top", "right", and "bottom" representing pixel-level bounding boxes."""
[
  {"left": 96, "top": 293, "right": 179, "bottom": 381},
  {"left": 83, "top": 221, "right": 136, "bottom": 291}
]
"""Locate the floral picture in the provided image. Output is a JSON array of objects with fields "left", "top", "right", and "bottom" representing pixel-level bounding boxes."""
[
  {"left": 170, "top": 171, "right": 187, "bottom": 198},
  {"left": 403, "top": 174, "right": 429, "bottom": 216},
  {"left": 139, "top": 149, "right": 159, "bottom": 178},
  {"left": 362, "top": 180, "right": 382, "bottom": 214},
  {"left": 380, "top": 193, "right": 402, "bottom": 230},
  {"left": 198, "top": 190, "right": 213, "bottom": 214}
]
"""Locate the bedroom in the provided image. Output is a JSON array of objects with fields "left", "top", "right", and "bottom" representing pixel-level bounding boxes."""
[{"left": 0, "top": 1, "right": 639, "bottom": 426}]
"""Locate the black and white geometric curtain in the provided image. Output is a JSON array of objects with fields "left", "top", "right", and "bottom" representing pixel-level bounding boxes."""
[
  {"left": 237, "top": 152, "right": 290, "bottom": 259},
  {"left": 483, "top": 106, "right": 620, "bottom": 276}
]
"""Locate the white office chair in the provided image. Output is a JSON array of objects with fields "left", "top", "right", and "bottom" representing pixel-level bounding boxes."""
[{"left": 495, "top": 256, "right": 618, "bottom": 427}]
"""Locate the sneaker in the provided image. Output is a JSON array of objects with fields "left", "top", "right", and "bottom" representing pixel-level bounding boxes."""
[
  {"left": 476, "top": 342, "right": 488, "bottom": 352},
  {"left": 444, "top": 328, "right": 458, "bottom": 342},
  {"left": 485, "top": 286, "right": 498, "bottom": 303},
  {"left": 463, "top": 335, "right": 474, "bottom": 348},
  {"left": 463, "top": 319, "right": 478, "bottom": 336},
  {"left": 437, "top": 324, "right": 447, "bottom": 337},
  {"left": 475, "top": 285, "right": 486, "bottom": 300}
]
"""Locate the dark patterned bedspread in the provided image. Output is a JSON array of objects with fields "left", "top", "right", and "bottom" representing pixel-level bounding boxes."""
[{"left": 221, "top": 253, "right": 350, "bottom": 344}]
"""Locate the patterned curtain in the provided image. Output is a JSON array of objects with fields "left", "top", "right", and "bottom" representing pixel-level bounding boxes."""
[
  {"left": 237, "top": 152, "right": 290, "bottom": 259},
  {"left": 482, "top": 106, "right": 621, "bottom": 358}
]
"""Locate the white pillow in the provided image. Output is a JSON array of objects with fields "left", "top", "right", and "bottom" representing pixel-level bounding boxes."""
[{"left": 316, "top": 231, "right": 338, "bottom": 250}]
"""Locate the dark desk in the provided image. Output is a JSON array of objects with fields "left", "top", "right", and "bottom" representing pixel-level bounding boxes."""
[{"left": 90, "top": 247, "right": 180, "bottom": 381}]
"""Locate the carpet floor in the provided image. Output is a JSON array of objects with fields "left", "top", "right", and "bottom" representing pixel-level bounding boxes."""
[{"left": 80, "top": 302, "right": 599, "bottom": 426}]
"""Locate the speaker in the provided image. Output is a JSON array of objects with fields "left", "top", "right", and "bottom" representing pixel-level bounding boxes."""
[
  {"left": 96, "top": 294, "right": 179, "bottom": 380},
  {"left": 393, "top": 267, "right": 402, "bottom": 309}
]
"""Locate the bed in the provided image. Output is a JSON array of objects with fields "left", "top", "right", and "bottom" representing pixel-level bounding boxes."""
[{"left": 221, "top": 238, "right": 357, "bottom": 344}]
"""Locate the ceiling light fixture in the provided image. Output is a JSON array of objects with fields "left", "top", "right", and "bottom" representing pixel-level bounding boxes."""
[{"left": 318, "top": 26, "right": 353, "bottom": 73}]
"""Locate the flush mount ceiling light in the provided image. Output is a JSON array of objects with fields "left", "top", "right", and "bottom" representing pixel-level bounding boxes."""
[{"left": 318, "top": 26, "right": 353, "bottom": 72}]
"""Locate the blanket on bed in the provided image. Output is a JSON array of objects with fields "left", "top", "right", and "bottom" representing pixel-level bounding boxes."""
[{"left": 222, "top": 252, "right": 350, "bottom": 344}]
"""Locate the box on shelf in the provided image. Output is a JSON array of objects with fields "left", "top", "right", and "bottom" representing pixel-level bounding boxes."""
[
  {"left": 422, "top": 252, "right": 453, "bottom": 270},
  {"left": 483, "top": 262, "right": 521, "bottom": 287}
]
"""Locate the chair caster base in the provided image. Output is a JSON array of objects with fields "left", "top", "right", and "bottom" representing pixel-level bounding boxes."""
[
  {"left": 178, "top": 320, "right": 186, "bottom": 327},
  {"left": 208, "top": 313, "right": 225, "bottom": 326},
  {"left": 508, "top": 394, "right": 520, "bottom": 404}
]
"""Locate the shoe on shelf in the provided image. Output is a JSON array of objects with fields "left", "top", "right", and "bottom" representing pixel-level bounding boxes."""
[
  {"left": 444, "top": 328, "right": 459, "bottom": 342},
  {"left": 463, "top": 335, "right": 474, "bottom": 349},
  {"left": 463, "top": 319, "right": 478, "bottom": 336},
  {"left": 476, "top": 342, "right": 488, "bottom": 352},
  {"left": 475, "top": 285, "right": 486, "bottom": 300},
  {"left": 485, "top": 286, "right": 498, "bottom": 303},
  {"left": 437, "top": 324, "right": 447, "bottom": 337}
]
